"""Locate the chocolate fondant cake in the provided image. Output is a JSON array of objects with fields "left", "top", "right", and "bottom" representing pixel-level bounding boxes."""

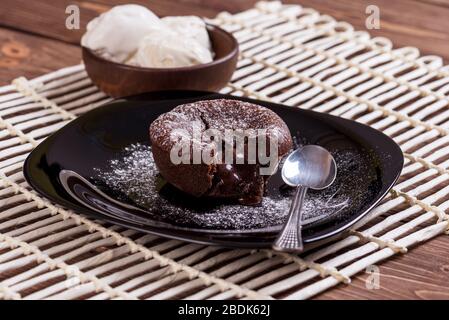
[{"left": 149, "top": 99, "right": 293, "bottom": 205}]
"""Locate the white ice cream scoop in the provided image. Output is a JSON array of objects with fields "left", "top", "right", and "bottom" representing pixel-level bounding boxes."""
[
  {"left": 133, "top": 29, "right": 213, "bottom": 68},
  {"left": 161, "top": 16, "right": 212, "bottom": 51},
  {"left": 81, "top": 4, "right": 162, "bottom": 63}
]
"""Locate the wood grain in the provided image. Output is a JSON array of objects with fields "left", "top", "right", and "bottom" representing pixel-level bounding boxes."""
[
  {"left": 0, "top": 27, "right": 80, "bottom": 85},
  {"left": 316, "top": 236, "right": 449, "bottom": 299},
  {"left": 295, "top": 0, "right": 449, "bottom": 62},
  {"left": 0, "top": 0, "right": 448, "bottom": 300},
  {"left": 1, "top": 0, "right": 449, "bottom": 61}
]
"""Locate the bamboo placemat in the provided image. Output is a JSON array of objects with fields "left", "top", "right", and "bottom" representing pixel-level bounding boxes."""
[{"left": 1, "top": 1, "right": 449, "bottom": 300}]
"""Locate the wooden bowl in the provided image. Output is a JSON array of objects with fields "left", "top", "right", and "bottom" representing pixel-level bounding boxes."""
[{"left": 82, "top": 24, "right": 239, "bottom": 98}]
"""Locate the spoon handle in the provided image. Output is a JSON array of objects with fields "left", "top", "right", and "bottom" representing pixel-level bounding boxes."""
[{"left": 273, "top": 186, "right": 307, "bottom": 253}]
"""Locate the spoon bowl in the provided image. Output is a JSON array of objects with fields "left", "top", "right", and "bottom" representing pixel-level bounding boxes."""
[{"left": 282, "top": 145, "right": 337, "bottom": 189}]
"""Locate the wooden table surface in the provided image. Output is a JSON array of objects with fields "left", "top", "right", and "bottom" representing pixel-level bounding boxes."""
[{"left": 1, "top": 0, "right": 449, "bottom": 300}]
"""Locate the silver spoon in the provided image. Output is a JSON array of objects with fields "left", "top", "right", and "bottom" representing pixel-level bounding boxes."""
[{"left": 273, "top": 145, "right": 337, "bottom": 253}]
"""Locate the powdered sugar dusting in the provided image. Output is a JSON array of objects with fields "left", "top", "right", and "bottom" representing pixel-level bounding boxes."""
[{"left": 93, "top": 143, "right": 378, "bottom": 230}]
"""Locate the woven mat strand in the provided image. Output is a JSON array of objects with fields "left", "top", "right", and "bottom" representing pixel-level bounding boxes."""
[{"left": 0, "top": 1, "right": 448, "bottom": 300}]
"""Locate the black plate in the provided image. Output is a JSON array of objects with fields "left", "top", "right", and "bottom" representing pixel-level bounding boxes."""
[{"left": 23, "top": 91, "right": 403, "bottom": 248}]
